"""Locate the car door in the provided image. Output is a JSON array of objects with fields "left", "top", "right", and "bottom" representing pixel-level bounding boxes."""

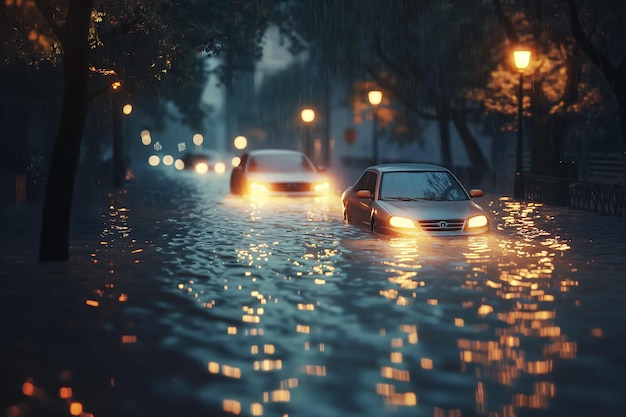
[{"left": 349, "top": 170, "right": 378, "bottom": 228}]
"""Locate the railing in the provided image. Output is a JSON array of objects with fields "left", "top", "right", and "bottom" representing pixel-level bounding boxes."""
[{"left": 526, "top": 174, "right": 626, "bottom": 217}]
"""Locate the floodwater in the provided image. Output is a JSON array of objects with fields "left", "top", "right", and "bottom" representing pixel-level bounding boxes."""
[{"left": 1, "top": 167, "right": 625, "bottom": 417}]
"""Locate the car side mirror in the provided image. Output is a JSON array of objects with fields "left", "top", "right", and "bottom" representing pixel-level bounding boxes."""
[
  {"left": 469, "top": 189, "right": 483, "bottom": 198},
  {"left": 356, "top": 189, "right": 372, "bottom": 199}
]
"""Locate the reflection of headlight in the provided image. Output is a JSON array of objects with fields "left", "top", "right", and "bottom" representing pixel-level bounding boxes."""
[
  {"left": 467, "top": 215, "right": 488, "bottom": 229},
  {"left": 249, "top": 182, "right": 269, "bottom": 193},
  {"left": 313, "top": 181, "right": 330, "bottom": 193},
  {"left": 389, "top": 216, "right": 416, "bottom": 229}
]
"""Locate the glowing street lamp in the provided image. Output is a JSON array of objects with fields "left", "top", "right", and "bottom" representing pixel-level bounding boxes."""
[
  {"left": 513, "top": 49, "right": 531, "bottom": 200},
  {"left": 301, "top": 108, "right": 315, "bottom": 158},
  {"left": 368, "top": 90, "right": 382, "bottom": 165}
]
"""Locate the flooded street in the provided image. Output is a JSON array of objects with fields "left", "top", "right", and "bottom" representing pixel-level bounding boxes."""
[{"left": 2, "top": 167, "right": 626, "bottom": 417}]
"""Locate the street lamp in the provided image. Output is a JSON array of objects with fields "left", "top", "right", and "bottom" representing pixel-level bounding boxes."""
[
  {"left": 513, "top": 49, "right": 531, "bottom": 199},
  {"left": 368, "top": 90, "right": 382, "bottom": 165},
  {"left": 301, "top": 108, "right": 315, "bottom": 159}
]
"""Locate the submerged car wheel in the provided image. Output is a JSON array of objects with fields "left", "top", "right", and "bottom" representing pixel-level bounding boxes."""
[
  {"left": 343, "top": 206, "right": 351, "bottom": 223},
  {"left": 371, "top": 217, "right": 378, "bottom": 233}
]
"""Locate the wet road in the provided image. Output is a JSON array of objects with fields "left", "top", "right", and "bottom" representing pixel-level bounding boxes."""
[{"left": 1, "top": 167, "right": 626, "bottom": 417}]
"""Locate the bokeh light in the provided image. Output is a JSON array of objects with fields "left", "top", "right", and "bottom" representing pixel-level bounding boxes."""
[
  {"left": 147, "top": 155, "right": 160, "bottom": 166},
  {"left": 234, "top": 135, "right": 247, "bottom": 150},
  {"left": 231, "top": 156, "right": 241, "bottom": 167},
  {"left": 214, "top": 162, "right": 226, "bottom": 174},
  {"left": 193, "top": 133, "right": 204, "bottom": 146},
  {"left": 122, "top": 103, "right": 133, "bottom": 115},
  {"left": 141, "top": 130, "right": 151, "bottom": 146},
  {"left": 162, "top": 155, "right": 174, "bottom": 166},
  {"left": 174, "top": 159, "right": 185, "bottom": 170}
]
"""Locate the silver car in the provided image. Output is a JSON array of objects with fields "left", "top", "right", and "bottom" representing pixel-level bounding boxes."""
[
  {"left": 229, "top": 149, "right": 331, "bottom": 196},
  {"left": 342, "top": 163, "right": 489, "bottom": 236}
]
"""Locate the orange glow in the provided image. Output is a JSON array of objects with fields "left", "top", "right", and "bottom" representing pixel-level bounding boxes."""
[
  {"left": 254, "top": 359, "right": 282, "bottom": 371},
  {"left": 22, "top": 381, "right": 34, "bottom": 396},
  {"left": 513, "top": 49, "right": 531, "bottom": 71},
  {"left": 368, "top": 90, "right": 383, "bottom": 106},
  {"left": 121, "top": 335, "right": 137, "bottom": 344},
  {"left": 381, "top": 366, "right": 410, "bottom": 381},
  {"left": 223, "top": 399, "right": 241, "bottom": 414},
  {"left": 251, "top": 403, "right": 263, "bottom": 416},
  {"left": 300, "top": 108, "right": 315, "bottom": 123},
  {"left": 208, "top": 362, "right": 220, "bottom": 373},
  {"left": 420, "top": 358, "right": 433, "bottom": 369},
  {"left": 59, "top": 386, "right": 72, "bottom": 399},
  {"left": 270, "top": 389, "right": 290, "bottom": 402},
  {"left": 302, "top": 365, "right": 326, "bottom": 376},
  {"left": 85, "top": 299, "right": 99, "bottom": 307},
  {"left": 69, "top": 402, "right": 83, "bottom": 415},
  {"left": 222, "top": 365, "right": 242, "bottom": 378},
  {"left": 296, "top": 324, "right": 310, "bottom": 334}
]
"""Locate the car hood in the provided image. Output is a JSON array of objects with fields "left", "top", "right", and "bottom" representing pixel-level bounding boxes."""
[
  {"left": 246, "top": 172, "right": 323, "bottom": 182},
  {"left": 378, "top": 199, "right": 485, "bottom": 219}
]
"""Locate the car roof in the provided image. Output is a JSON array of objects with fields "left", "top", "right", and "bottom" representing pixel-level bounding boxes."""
[
  {"left": 245, "top": 149, "right": 306, "bottom": 157},
  {"left": 367, "top": 163, "right": 451, "bottom": 173}
]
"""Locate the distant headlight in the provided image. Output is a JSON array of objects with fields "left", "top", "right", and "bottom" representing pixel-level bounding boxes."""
[
  {"left": 313, "top": 181, "right": 330, "bottom": 193},
  {"left": 467, "top": 215, "right": 488, "bottom": 229},
  {"left": 389, "top": 216, "right": 416, "bottom": 229},
  {"left": 195, "top": 162, "right": 209, "bottom": 174}
]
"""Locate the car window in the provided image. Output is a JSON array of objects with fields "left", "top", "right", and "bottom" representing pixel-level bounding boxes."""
[
  {"left": 248, "top": 153, "right": 315, "bottom": 173},
  {"left": 354, "top": 171, "right": 377, "bottom": 194},
  {"left": 379, "top": 171, "right": 467, "bottom": 201}
]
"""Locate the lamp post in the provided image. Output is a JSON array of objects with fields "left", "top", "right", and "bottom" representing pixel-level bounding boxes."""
[
  {"left": 301, "top": 108, "right": 315, "bottom": 159},
  {"left": 513, "top": 49, "right": 531, "bottom": 200},
  {"left": 368, "top": 90, "right": 382, "bottom": 165}
]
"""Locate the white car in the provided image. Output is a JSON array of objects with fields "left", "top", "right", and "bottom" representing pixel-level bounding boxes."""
[
  {"left": 342, "top": 163, "right": 489, "bottom": 236},
  {"left": 229, "top": 149, "right": 331, "bottom": 196}
]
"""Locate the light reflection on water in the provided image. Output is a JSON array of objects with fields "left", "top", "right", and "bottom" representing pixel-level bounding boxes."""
[{"left": 3, "top": 172, "right": 625, "bottom": 417}]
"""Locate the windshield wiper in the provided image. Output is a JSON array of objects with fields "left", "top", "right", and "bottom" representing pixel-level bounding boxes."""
[{"left": 383, "top": 196, "right": 421, "bottom": 201}]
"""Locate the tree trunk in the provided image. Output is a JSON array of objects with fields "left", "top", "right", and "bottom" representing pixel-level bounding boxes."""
[
  {"left": 38, "top": 0, "right": 94, "bottom": 262},
  {"left": 437, "top": 113, "right": 452, "bottom": 169}
]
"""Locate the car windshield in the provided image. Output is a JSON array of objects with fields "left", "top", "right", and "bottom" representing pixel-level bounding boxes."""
[
  {"left": 247, "top": 153, "right": 316, "bottom": 173},
  {"left": 379, "top": 171, "right": 467, "bottom": 201}
]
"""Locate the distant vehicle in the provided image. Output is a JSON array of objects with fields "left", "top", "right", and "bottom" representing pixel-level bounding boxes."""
[
  {"left": 229, "top": 149, "right": 330, "bottom": 196},
  {"left": 341, "top": 163, "right": 489, "bottom": 236},
  {"left": 180, "top": 151, "right": 221, "bottom": 174}
]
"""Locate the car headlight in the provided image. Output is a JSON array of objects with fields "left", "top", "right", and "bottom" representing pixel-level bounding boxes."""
[
  {"left": 389, "top": 216, "right": 416, "bottom": 229},
  {"left": 195, "top": 162, "right": 209, "bottom": 174},
  {"left": 467, "top": 215, "right": 488, "bottom": 229},
  {"left": 313, "top": 181, "right": 330, "bottom": 193},
  {"left": 249, "top": 182, "right": 269, "bottom": 193}
]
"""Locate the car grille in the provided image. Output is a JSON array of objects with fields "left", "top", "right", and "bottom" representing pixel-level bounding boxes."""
[
  {"left": 418, "top": 219, "right": 465, "bottom": 232},
  {"left": 271, "top": 182, "right": 312, "bottom": 192}
]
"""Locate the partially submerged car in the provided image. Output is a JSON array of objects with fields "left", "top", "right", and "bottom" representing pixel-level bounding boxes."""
[
  {"left": 229, "top": 149, "right": 330, "bottom": 196},
  {"left": 341, "top": 163, "right": 489, "bottom": 236}
]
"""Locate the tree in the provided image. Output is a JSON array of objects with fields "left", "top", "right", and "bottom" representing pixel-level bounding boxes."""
[
  {"left": 567, "top": 0, "right": 626, "bottom": 151},
  {"left": 471, "top": 0, "right": 617, "bottom": 177},
  {"left": 3, "top": 0, "right": 284, "bottom": 261},
  {"left": 276, "top": 0, "right": 492, "bottom": 182}
]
